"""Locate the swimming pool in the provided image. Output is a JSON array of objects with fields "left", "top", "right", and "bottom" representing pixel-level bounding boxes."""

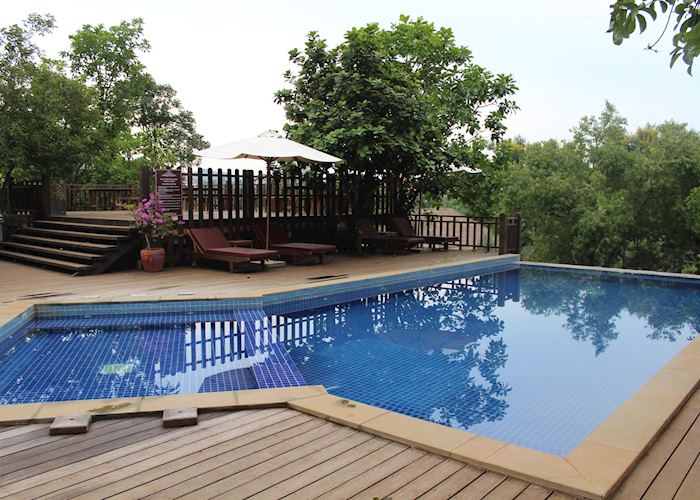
[{"left": 0, "top": 260, "right": 698, "bottom": 456}]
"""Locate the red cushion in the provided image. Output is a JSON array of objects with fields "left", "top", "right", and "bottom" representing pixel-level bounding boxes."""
[
  {"left": 272, "top": 243, "right": 336, "bottom": 253},
  {"left": 207, "top": 247, "right": 279, "bottom": 259},
  {"left": 190, "top": 227, "right": 230, "bottom": 252}
]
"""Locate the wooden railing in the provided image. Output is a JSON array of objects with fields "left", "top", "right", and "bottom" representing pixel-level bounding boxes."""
[
  {"left": 407, "top": 213, "right": 522, "bottom": 254},
  {"left": 409, "top": 214, "right": 501, "bottom": 251},
  {"left": 0, "top": 180, "right": 44, "bottom": 216},
  {"left": 65, "top": 184, "right": 137, "bottom": 211}
]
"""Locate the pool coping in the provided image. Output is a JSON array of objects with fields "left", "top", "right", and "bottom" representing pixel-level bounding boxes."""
[{"left": 1, "top": 255, "right": 699, "bottom": 499}]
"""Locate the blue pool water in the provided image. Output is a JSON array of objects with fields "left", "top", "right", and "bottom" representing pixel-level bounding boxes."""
[{"left": 0, "top": 263, "right": 698, "bottom": 455}]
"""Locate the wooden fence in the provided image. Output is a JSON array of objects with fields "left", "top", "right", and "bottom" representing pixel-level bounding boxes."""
[
  {"left": 409, "top": 214, "right": 501, "bottom": 251},
  {"left": 0, "top": 180, "right": 44, "bottom": 216},
  {"left": 5, "top": 166, "right": 522, "bottom": 253},
  {"left": 65, "top": 184, "right": 138, "bottom": 211}
]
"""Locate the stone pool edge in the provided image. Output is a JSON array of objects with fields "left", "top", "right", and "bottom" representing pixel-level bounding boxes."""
[{"left": 1, "top": 255, "right": 699, "bottom": 499}]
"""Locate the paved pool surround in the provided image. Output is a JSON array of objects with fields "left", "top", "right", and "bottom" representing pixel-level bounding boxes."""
[{"left": 1, "top": 254, "right": 699, "bottom": 499}]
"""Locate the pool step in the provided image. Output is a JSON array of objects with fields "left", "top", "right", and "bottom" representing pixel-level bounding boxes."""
[{"left": 0, "top": 216, "right": 139, "bottom": 275}]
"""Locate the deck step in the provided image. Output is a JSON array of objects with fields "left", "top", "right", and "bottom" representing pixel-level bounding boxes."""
[
  {"left": 48, "top": 215, "right": 133, "bottom": 227},
  {"left": 11, "top": 235, "right": 116, "bottom": 252},
  {"left": 35, "top": 220, "right": 133, "bottom": 234},
  {"left": 0, "top": 242, "right": 105, "bottom": 261},
  {"left": 23, "top": 227, "right": 128, "bottom": 242},
  {"left": 0, "top": 250, "right": 93, "bottom": 272}
]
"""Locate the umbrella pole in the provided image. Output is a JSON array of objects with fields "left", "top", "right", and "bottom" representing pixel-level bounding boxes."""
[{"left": 266, "top": 159, "right": 272, "bottom": 250}]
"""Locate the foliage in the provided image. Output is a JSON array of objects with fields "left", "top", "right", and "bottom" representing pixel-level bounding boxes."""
[
  {"left": 275, "top": 15, "right": 517, "bottom": 215},
  {"left": 498, "top": 102, "right": 700, "bottom": 273},
  {"left": 1, "top": 15, "right": 89, "bottom": 188},
  {"left": 446, "top": 138, "right": 525, "bottom": 214},
  {"left": 609, "top": 0, "right": 700, "bottom": 74},
  {"left": 65, "top": 19, "right": 207, "bottom": 181},
  {"left": 0, "top": 13, "right": 206, "bottom": 195},
  {"left": 129, "top": 193, "right": 182, "bottom": 249}
]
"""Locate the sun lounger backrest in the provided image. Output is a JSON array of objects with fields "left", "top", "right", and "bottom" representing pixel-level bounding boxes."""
[
  {"left": 355, "top": 218, "right": 382, "bottom": 238},
  {"left": 255, "top": 223, "right": 290, "bottom": 245},
  {"left": 269, "top": 224, "right": 290, "bottom": 244},
  {"left": 390, "top": 217, "right": 418, "bottom": 237},
  {"left": 190, "top": 227, "right": 230, "bottom": 252}
]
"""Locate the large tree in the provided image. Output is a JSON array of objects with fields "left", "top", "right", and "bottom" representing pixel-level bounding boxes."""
[
  {"left": 275, "top": 16, "right": 517, "bottom": 215},
  {"left": 609, "top": 0, "right": 699, "bottom": 74},
  {"left": 0, "top": 13, "right": 103, "bottom": 197},
  {"left": 65, "top": 18, "right": 207, "bottom": 182}
]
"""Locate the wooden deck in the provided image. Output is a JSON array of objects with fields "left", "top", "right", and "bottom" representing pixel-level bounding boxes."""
[
  {"left": 0, "top": 387, "right": 698, "bottom": 499},
  {"left": 0, "top": 249, "right": 494, "bottom": 305}
]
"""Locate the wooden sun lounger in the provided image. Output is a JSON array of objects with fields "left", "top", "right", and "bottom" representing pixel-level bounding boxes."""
[
  {"left": 254, "top": 224, "right": 336, "bottom": 264},
  {"left": 188, "top": 227, "right": 279, "bottom": 272},
  {"left": 389, "top": 216, "right": 459, "bottom": 251},
  {"left": 355, "top": 218, "right": 424, "bottom": 252}
]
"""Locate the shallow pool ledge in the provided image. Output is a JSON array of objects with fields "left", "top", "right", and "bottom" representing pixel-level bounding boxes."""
[{"left": 0, "top": 385, "right": 327, "bottom": 424}]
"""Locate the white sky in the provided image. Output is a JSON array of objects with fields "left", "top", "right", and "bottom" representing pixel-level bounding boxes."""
[{"left": 3, "top": 0, "right": 699, "bottom": 152}]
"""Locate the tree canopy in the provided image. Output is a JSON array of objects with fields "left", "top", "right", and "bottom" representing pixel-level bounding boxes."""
[
  {"left": 609, "top": 0, "right": 700, "bottom": 74},
  {"left": 494, "top": 102, "right": 700, "bottom": 274},
  {"left": 0, "top": 14, "right": 206, "bottom": 188},
  {"left": 275, "top": 16, "right": 517, "bottom": 215}
]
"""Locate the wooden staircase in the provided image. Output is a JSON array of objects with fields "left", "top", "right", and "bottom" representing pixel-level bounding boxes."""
[{"left": 0, "top": 216, "right": 139, "bottom": 275}]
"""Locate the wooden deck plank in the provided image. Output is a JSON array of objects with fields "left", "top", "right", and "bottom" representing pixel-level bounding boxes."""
[
  {"left": 673, "top": 454, "right": 700, "bottom": 500},
  {"left": 284, "top": 441, "right": 408, "bottom": 500},
  {"left": 641, "top": 408, "right": 700, "bottom": 499},
  {"left": 0, "top": 410, "right": 264, "bottom": 498},
  {"left": 32, "top": 410, "right": 306, "bottom": 499},
  {"left": 174, "top": 424, "right": 354, "bottom": 500},
  {"left": 452, "top": 471, "right": 508, "bottom": 499},
  {"left": 514, "top": 483, "right": 555, "bottom": 500},
  {"left": 0, "top": 424, "right": 75, "bottom": 448},
  {"left": 612, "top": 388, "right": 700, "bottom": 499},
  {"left": 79, "top": 415, "right": 325, "bottom": 500},
  {"left": 0, "top": 418, "right": 122, "bottom": 458},
  {"left": 0, "top": 417, "right": 158, "bottom": 475},
  {"left": 316, "top": 447, "right": 427, "bottom": 500},
  {"left": 418, "top": 464, "right": 484, "bottom": 499},
  {"left": 483, "top": 476, "right": 531, "bottom": 499},
  {"left": 246, "top": 437, "right": 389, "bottom": 500},
  {"left": 0, "top": 424, "right": 49, "bottom": 439},
  {"left": 381, "top": 456, "right": 465, "bottom": 499},
  {"left": 138, "top": 420, "right": 344, "bottom": 499},
  {"left": 220, "top": 431, "right": 375, "bottom": 499},
  {"left": 349, "top": 453, "right": 446, "bottom": 499}
]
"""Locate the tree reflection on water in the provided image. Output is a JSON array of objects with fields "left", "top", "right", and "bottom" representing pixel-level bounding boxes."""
[{"left": 519, "top": 268, "right": 700, "bottom": 355}]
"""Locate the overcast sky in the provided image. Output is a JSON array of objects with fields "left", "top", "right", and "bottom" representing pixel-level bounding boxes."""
[{"left": 4, "top": 0, "right": 698, "bottom": 149}]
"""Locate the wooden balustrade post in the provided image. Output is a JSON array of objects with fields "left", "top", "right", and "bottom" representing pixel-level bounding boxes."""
[
  {"left": 498, "top": 213, "right": 508, "bottom": 255},
  {"left": 139, "top": 165, "right": 151, "bottom": 200}
]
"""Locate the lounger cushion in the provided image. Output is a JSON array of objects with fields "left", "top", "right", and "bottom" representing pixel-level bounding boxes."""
[
  {"left": 190, "top": 227, "right": 231, "bottom": 252},
  {"left": 207, "top": 247, "right": 279, "bottom": 260},
  {"left": 271, "top": 243, "right": 336, "bottom": 254}
]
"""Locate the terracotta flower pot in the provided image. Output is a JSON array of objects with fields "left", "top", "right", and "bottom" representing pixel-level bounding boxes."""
[{"left": 141, "top": 248, "right": 165, "bottom": 272}]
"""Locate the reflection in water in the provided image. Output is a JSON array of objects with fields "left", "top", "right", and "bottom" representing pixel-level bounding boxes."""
[
  {"left": 0, "top": 316, "right": 266, "bottom": 404},
  {"left": 519, "top": 268, "right": 700, "bottom": 355},
  {"left": 269, "top": 271, "right": 521, "bottom": 429}
]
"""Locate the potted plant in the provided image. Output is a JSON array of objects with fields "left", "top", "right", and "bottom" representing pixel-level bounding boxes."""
[{"left": 130, "top": 193, "right": 181, "bottom": 272}]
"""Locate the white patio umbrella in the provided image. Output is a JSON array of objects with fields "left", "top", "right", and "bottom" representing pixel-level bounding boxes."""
[{"left": 194, "top": 130, "right": 343, "bottom": 249}]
